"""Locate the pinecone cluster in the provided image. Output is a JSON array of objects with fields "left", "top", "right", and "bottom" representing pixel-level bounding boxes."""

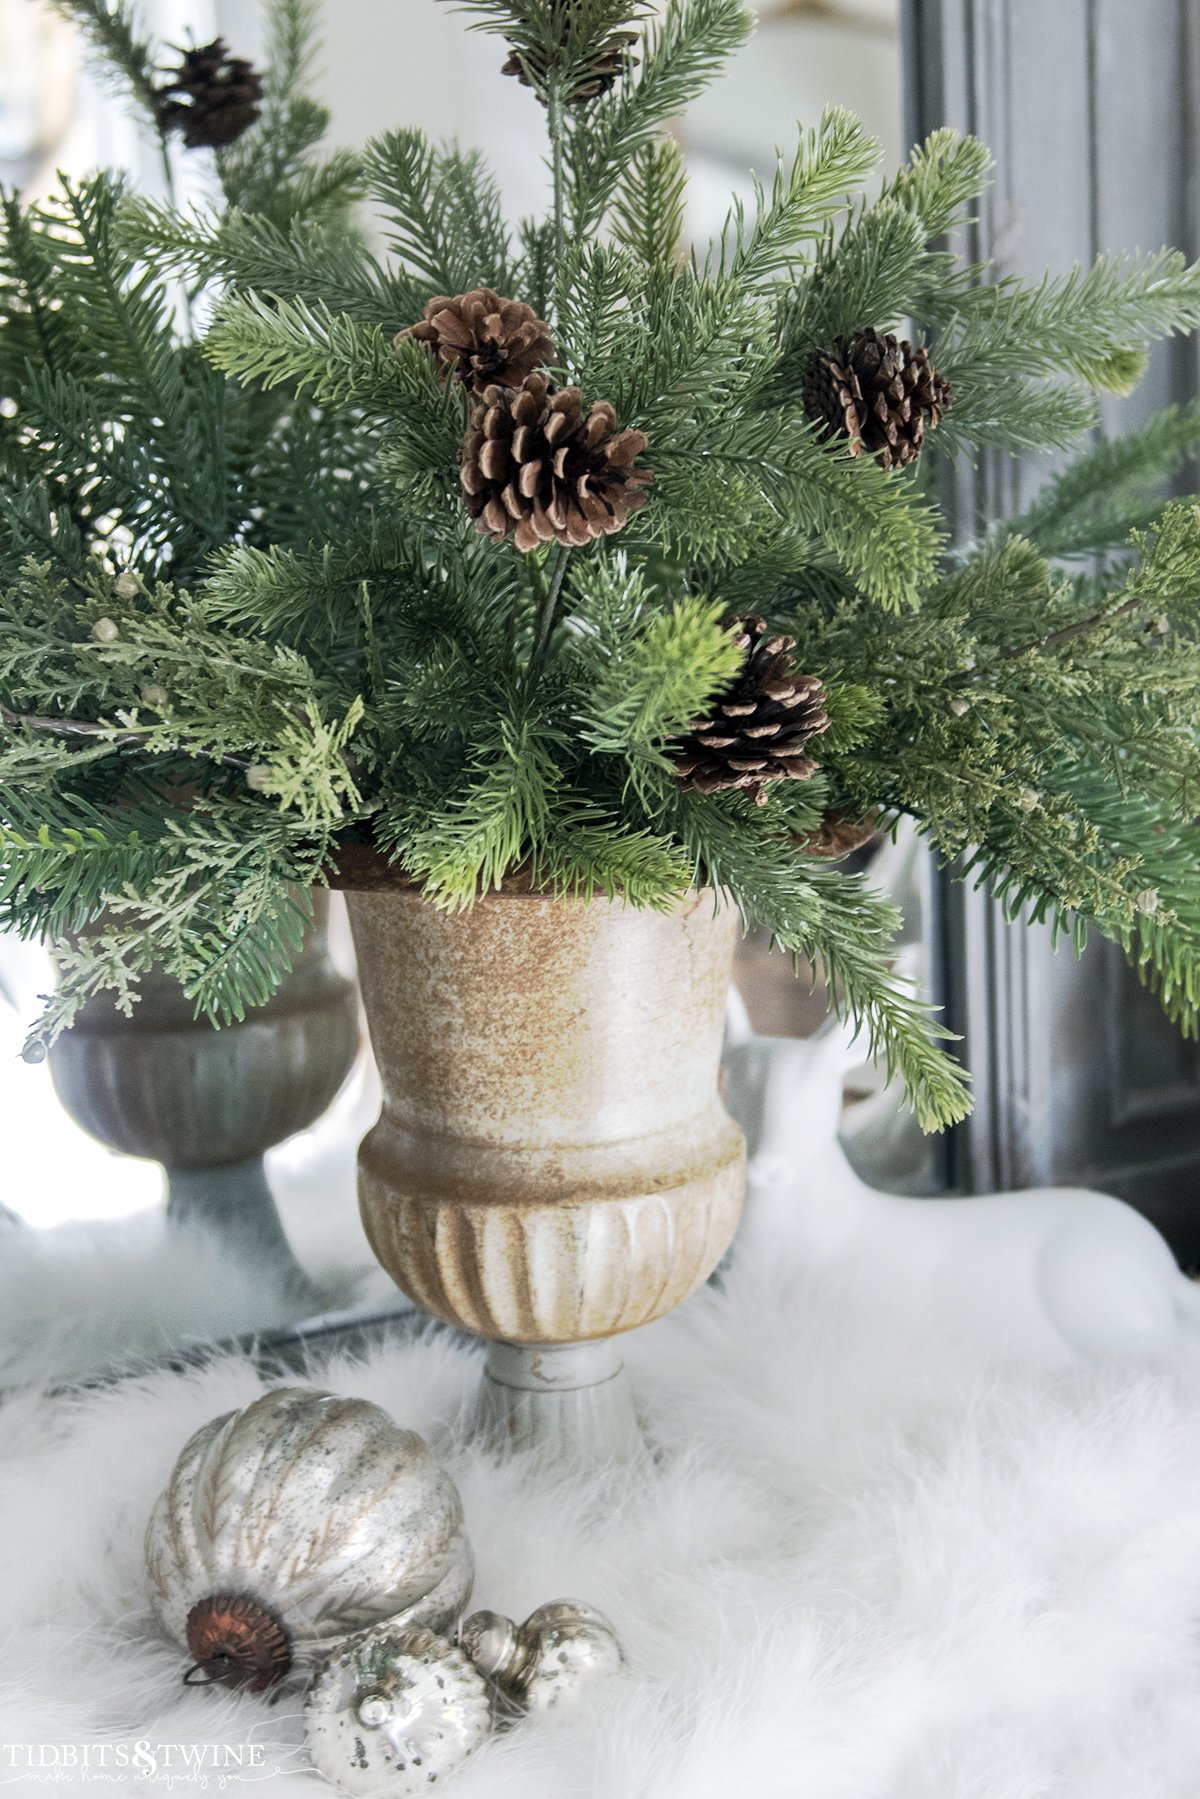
[
  {"left": 460, "top": 372, "right": 651, "bottom": 552},
  {"left": 398, "top": 291, "right": 555, "bottom": 395},
  {"left": 502, "top": 5, "right": 639, "bottom": 106},
  {"left": 156, "top": 39, "right": 263, "bottom": 149},
  {"left": 673, "top": 616, "right": 829, "bottom": 807},
  {"left": 804, "top": 327, "right": 952, "bottom": 470}
]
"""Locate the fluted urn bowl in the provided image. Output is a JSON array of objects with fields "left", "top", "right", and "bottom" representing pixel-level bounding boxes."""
[
  {"left": 48, "top": 890, "right": 359, "bottom": 1295},
  {"left": 341, "top": 874, "right": 746, "bottom": 1459}
]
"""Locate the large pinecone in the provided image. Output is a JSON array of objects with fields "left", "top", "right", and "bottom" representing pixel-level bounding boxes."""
[
  {"left": 804, "top": 327, "right": 952, "bottom": 470},
  {"left": 398, "top": 291, "right": 555, "bottom": 394},
  {"left": 673, "top": 616, "right": 829, "bottom": 807},
  {"left": 502, "top": 6, "right": 639, "bottom": 106},
  {"left": 156, "top": 39, "right": 263, "bottom": 149},
  {"left": 460, "top": 372, "right": 652, "bottom": 552}
]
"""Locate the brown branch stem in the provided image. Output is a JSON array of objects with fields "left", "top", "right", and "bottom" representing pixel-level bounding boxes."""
[
  {"left": 0, "top": 705, "right": 251, "bottom": 770},
  {"left": 950, "top": 593, "right": 1146, "bottom": 686}
]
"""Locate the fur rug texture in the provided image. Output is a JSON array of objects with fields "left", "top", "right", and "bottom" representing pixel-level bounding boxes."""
[{"left": 4, "top": 1237, "right": 1200, "bottom": 1797}]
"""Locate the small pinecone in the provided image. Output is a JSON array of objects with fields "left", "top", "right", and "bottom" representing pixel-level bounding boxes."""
[
  {"left": 673, "top": 616, "right": 830, "bottom": 807},
  {"left": 398, "top": 290, "right": 555, "bottom": 394},
  {"left": 804, "top": 327, "right": 952, "bottom": 470},
  {"left": 502, "top": 7, "right": 639, "bottom": 106},
  {"left": 798, "top": 807, "right": 881, "bottom": 861},
  {"left": 460, "top": 372, "right": 652, "bottom": 552},
  {"left": 156, "top": 39, "right": 263, "bottom": 149}
]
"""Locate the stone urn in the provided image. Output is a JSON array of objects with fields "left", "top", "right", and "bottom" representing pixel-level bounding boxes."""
[
  {"left": 340, "top": 871, "right": 745, "bottom": 1461},
  {"left": 48, "top": 890, "right": 359, "bottom": 1297}
]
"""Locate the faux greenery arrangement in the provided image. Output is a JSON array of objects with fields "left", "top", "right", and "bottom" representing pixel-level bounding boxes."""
[{"left": 5, "top": 0, "right": 1200, "bottom": 1133}]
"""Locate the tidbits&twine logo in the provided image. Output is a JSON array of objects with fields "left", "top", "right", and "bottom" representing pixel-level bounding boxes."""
[{"left": 0, "top": 1738, "right": 304, "bottom": 1788}]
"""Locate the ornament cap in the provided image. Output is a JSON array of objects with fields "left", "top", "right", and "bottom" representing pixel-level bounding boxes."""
[
  {"left": 458, "top": 1609, "right": 522, "bottom": 1683},
  {"left": 185, "top": 1592, "right": 292, "bottom": 1692}
]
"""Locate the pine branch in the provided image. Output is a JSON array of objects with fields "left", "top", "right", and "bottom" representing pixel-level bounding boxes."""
[
  {"left": 569, "top": 0, "right": 755, "bottom": 232},
  {"left": 711, "top": 108, "right": 878, "bottom": 288},
  {"left": 570, "top": 573, "right": 743, "bottom": 793},
  {"left": 362, "top": 130, "right": 513, "bottom": 299},
  {"left": 938, "top": 250, "right": 1200, "bottom": 393},
  {"left": 206, "top": 293, "right": 416, "bottom": 410},
  {"left": 1005, "top": 402, "right": 1200, "bottom": 559},
  {"left": 121, "top": 196, "right": 412, "bottom": 325},
  {"left": 932, "top": 376, "right": 1099, "bottom": 458},
  {"left": 384, "top": 712, "right": 557, "bottom": 908},
  {"left": 672, "top": 789, "right": 971, "bottom": 1130},
  {"left": 609, "top": 136, "right": 687, "bottom": 268},
  {"left": 780, "top": 199, "right": 929, "bottom": 375},
  {"left": 261, "top": 0, "right": 322, "bottom": 99},
  {"left": 882, "top": 128, "right": 992, "bottom": 240},
  {"left": 215, "top": 0, "right": 338, "bottom": 224},
  {"left": 650, "top": 410, "right": 943, "bottom": 608},
  {"left": 25, "top": 811, "right": 325, "bottom": 1045},
  {"left": 538, "top": 807, "right": 693, "bottom": 902}
]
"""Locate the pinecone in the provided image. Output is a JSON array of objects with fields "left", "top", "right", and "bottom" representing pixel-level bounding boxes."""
[
  {"left": 673, "top": 616, "right": 830, "bottom": 807},
  {"left": 502, "top": 7, "right": 639, "bottom": 106},
  {"left": 797, "top": 808, "right": 881, "bottom": 861},
  {"left": 804, "top": 327, "right": 952, "bottom": 470},
  {"left": 460, "top": 372, "right": 652, "bottom": 552},
  {"left": 156, "top": 39, "right": 263, "bottom": 149},
  {"left": 398, "top": 291, "right": 555, "bottom": 394}
]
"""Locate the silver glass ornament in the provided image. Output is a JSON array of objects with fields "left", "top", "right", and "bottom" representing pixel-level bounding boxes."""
[
  {"left": 145, "top": 1386, "right": 474, "bottom": 1690},
  {"left": 305, "top": 1623, "right": 492, "bottom": 1796},
  {"left": 460, "top": 1599, "right": 624, "bottom": 1712}
]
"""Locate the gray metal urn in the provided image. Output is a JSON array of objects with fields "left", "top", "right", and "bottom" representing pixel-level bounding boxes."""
[
  {"left": 340, "top": 872, "right": 745, "bottom": 1463},
  {"left": 48, "top": 890, "right": 359, "bottom": 1293}
]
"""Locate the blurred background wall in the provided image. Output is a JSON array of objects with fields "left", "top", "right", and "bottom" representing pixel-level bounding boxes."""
[{"left": 2, "top": 0, "right": 902, "bottom": 225}]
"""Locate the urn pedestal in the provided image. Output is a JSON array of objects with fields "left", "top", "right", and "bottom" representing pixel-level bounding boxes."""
[
  {"left": 343, "top": 881, "right": 745, "bottom": 1463},
  {"left": 49, "top": 891, "right": 359, "bottom": 1298}
]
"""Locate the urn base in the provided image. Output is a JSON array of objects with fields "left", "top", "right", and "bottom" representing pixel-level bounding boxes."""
[
  {"left": 167, "top": 1159, "right": 322, "bottom": 1303},
  {"left": 474, "top": 1340, "right": 645, "bottom": 1466}
]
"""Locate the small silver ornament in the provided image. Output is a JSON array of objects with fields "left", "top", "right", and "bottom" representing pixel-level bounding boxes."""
[
  {"left": 145, "top": 1386, "right": 474, "bottom": 1691},
  {"left": 305, "top": 1623, "right": 492, "bottom": 1797},
  {"left": 460, "top": 1599, "right": 624, "bottom": 1713}
]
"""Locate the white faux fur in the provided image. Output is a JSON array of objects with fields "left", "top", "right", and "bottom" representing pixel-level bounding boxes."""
[{"left": 4, "top": 1242, "right": 1200, "bottom": 1796}]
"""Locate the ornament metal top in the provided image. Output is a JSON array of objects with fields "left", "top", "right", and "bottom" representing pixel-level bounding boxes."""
[{"left": 460, "top": 1599, "right": 624, "bottom": 1713}]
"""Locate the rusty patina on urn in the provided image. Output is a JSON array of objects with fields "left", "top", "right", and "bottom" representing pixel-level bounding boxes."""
[{"left": 342, "top": 878, "right": 745, "bottom": 1459}]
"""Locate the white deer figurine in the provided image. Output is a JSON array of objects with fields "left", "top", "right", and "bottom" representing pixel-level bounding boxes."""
[{"left": 722, "top": 998, "right": 1200, "bottom": 1370}]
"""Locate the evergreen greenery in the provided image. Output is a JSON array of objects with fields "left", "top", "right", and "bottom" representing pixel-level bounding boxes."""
[{"left": 5, "top": 0, "right": 1200, "bottom": 1132}]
